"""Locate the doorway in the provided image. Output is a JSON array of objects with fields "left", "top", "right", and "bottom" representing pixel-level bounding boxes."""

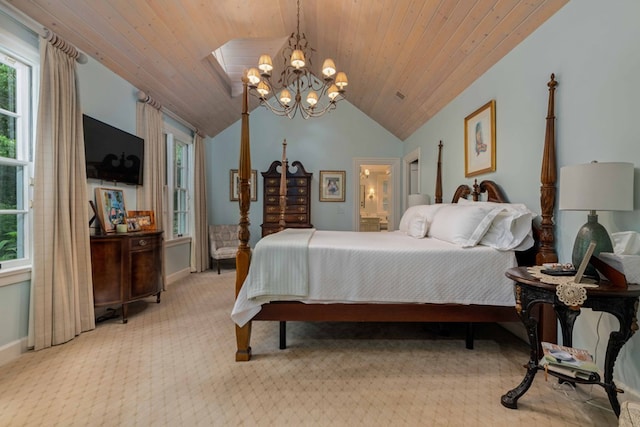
[{"left": 353, "top": 158, "right": 400, "bottom": 232}]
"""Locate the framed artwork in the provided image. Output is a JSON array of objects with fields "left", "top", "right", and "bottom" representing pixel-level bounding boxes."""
[
  {"left": 230, "top": 169, "right": 257, "bottom": 201},
  {"left": 464, "top": 100, "right": 496, "bottom": 177},
  {"left": 320, "top": 170, "right": 346, "bottom": 202},
  {"left": 94, "top": 187, "right": 127, "bottom": 233},
  {"left": 127, "top": 210, "right": 156, "bottom": 231}
]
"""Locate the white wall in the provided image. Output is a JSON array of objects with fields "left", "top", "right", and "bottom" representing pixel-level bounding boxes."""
[
  {"left": 404, "top": 0, "right": 640, "bottom": 396},
  {"left": 206, "top": 101, "right": 402, "bottom": 246}
]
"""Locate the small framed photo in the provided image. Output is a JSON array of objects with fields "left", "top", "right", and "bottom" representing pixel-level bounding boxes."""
[
  {"left": 127, "top": 210, "right": 156, "bottom": 231},
  {"left": 126, "top": 216, "right": 141, "bottom": 232},
  {"left": 95, "top": 187, "right": 127, "bottom": 233},
  {"left": 464, "top": 100, "right": 496, "bottom": 177},
  {"left": 319, "top": 170, "right": 346, "bottom": 202},
  {"left": 230, "top": 169, "right": 257, "bottom": 201}
]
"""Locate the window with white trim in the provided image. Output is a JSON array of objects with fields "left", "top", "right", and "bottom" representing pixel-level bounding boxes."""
[
  {"left": 164, "top": 126, "right": 192, "bottom": 239},
  {"left": 0, "top": 50, "right": 32, "bottom": 270}
]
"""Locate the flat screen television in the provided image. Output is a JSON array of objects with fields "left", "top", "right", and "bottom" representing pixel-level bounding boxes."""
[{"left": 83, "top": 114, "right": 144, "bottom": 185}]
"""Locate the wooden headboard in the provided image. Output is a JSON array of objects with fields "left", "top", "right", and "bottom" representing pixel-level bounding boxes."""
[{"left": 451, "top": 179, "right": 508, "bottom": 203}]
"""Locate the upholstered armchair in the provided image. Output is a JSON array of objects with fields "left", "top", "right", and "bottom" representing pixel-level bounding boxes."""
[{"left": 209, "top": 224, "right": 240, "bottom": 274}]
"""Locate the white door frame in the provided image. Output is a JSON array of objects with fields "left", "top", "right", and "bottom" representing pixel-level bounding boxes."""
[
  {"left": 353, "top": 157, "right": 401, "bottom": 231},
  {"left": 402, "top": 148, "right": 421, "bottom": 211}
]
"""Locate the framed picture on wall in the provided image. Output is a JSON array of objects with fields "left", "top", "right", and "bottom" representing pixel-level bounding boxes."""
[
  {"left": 320, "top": 170, "right": 346, "bottom": 202},
  {"left": 94, "top": 187, "right": 127, "bottom": 233},
  {"left": 230, "top": 169, "right": 257, "bottom": 201},
  {"left": 464, "top": 100, "right": 496, "bottom": 177}
]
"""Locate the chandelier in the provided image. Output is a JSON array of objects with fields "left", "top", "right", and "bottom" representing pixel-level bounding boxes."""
[{"left": 246, "top": 0, "right": 348, "bottom": 119}]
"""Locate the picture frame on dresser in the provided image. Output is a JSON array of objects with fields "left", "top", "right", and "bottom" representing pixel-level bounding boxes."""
[
  {"left": 319, "top": 170, "right": 346, "bottom": 202},
  {"left": 464, "top": 99, "right": 496, "bottom": 177},
  {"left": 230, "top": 169, "right": 257, "bottom": 201},
  {"left": 94, "top": 187, "right": 127, "bottom": 233},
  {"left": 127, "top": 210, "right": 156, "bottom": 231}
]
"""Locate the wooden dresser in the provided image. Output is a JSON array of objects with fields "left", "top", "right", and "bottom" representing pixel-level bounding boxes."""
[
  {"left": 261, "top": 160, "right": 313, "bottom": 237},
  {"left": 90, "top": 230, "right": 164, "bottom": 323}
]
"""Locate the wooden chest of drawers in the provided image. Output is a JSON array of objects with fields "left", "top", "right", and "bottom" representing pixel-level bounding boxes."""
[
  {"left": 90, "top": 231, "right": 164, "bottom": 323},
  {"left": 261, "top": 160, "right": 313, "bottom": 237}
]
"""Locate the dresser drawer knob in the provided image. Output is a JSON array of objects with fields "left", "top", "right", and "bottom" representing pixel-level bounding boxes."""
[{"left": 138, "top": 239, "right": 148, "bottom": 246}]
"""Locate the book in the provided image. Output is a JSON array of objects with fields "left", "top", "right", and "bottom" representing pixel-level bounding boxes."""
[{"left": 540, "top": 342, "right": 600, "bottom": 379}]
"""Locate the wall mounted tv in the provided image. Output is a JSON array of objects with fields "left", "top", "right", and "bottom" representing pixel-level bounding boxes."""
[{"left": 83, "top": 114, "right": 144, "bottom": 185}]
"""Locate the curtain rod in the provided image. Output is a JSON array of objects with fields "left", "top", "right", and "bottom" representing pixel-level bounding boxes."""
[
  {"left": 137, "top": 90, "right": 204, "bottom": 137},
  {"left": 0, "top": 1, "right": 87, "bottom": 64}
]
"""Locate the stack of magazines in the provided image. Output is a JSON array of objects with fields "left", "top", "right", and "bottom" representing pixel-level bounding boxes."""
[{"left": 539, "top": 342, "right": 600, "bottom": 381}]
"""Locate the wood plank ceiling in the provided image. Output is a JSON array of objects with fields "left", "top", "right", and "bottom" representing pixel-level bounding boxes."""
[{"left": 7, "top": 0, "right": 568, "bottom": 140}]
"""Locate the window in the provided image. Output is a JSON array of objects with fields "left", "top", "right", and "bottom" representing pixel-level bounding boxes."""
[
  {"left": 0, "top": 51, "right": 32, "bottom": 270},
  {"left": 164, "top": 125, "right": 192, "bottom": 240}
]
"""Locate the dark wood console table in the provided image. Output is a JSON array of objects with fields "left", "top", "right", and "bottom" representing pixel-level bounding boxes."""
[
  {"left": 90, "top": 231, "right": 164, "bottom": 323},
  {"left": 500, "top": 266, "right": 640, "bottom": 417}
]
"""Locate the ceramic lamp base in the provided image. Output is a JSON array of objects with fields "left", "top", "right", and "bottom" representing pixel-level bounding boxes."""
[{"left": 571, "top": 212, "right": 613, "bottom": 278}]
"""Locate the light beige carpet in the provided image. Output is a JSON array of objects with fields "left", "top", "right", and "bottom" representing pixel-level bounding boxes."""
[{"left": 0, "top": 270, "right": 620, "bottom": 426}]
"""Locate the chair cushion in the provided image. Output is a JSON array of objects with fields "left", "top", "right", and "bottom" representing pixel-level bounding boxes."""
[{"left": 212, "top": 246, "right": 237, "bottom": 259}]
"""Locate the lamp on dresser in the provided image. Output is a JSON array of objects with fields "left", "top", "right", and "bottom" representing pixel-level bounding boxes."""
[{"left": 559, "top": 161, "right": 634, "bottom": 276}]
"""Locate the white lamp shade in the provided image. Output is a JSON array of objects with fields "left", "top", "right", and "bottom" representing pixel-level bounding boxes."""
[
  {"left": 407, "top": 193, "right": 430, "bottom": 207},
  {"left": 559, "top": 162, "right": 634, "bottom": 211}
]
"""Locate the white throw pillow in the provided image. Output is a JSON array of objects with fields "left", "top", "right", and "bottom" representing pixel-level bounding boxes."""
[
  {"left": 398, "top": 204, "right": 445, "bottom": 233},
  {"left": 428, "top": 204, "right": 503, "bottom": 247},
  {"left": 407, "top": 215, "right": 429, "bottom": 238}
]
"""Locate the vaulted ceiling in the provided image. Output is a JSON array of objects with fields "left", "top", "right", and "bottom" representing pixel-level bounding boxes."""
[{"left": 7, "top": 0, "right": 568, "bottom": 140}]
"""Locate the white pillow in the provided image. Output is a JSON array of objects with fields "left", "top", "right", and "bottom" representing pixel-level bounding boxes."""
[
  {"left": 456, "top": 198, "right": 535, "bottom": 250},
  {"left": 398, "top": 204, "right": 445, "bottom": 233},
  {"left": 407, "top": 215, "right": 428, "bottom": 238},
  {"left": 481, "top": 210, "right": 534, "bottom": 250},
  {"left": 428, "top": 204, "right": 503, "bottom": 247}
]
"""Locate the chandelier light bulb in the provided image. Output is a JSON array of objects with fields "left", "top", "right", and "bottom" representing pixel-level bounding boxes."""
[
  {"left": 258, "top": 54, "right": 273, "bottom": 75},
  {"left": 257, "top": 81, "right": 270, "bottom": 97},
  {"left": 247, "top": 68, "right": 261, "bottom": 86},
  {"left": 306, "top": 90, "right": 318, "bottom": 106},
  {"left": 290, "top": 49, "right": 305, "bottom": 69},
  {"left": 322, "top": 58, "right": 336, "bottom": 78},
  {"left": 279, "top": 89, "right": 292, "bottom": 105},
  {"left": 335, "top": 72, "right": 348, "bottom": 89},
  {"left": 328, "top": 84, "right": 340, "bottom": 101}
]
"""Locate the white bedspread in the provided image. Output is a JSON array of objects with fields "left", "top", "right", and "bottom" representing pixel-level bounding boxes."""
[
  {"left": 231, "top": 230, "right": 518, "bottom": 326},
  {"left": 245, "top": 228, "right": 314, "bottom": 299}
]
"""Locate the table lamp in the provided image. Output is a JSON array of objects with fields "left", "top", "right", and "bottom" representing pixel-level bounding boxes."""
[
  {"left": 407, "top": 194, "right": 430, "bottom": 208},
  {"left": 559, "top": 161, "right": 634, "bottom": 276}
]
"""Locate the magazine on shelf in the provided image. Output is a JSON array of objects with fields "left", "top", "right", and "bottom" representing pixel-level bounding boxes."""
[{"left": 540, "top": 342, "right": 600, "bottom": 380}]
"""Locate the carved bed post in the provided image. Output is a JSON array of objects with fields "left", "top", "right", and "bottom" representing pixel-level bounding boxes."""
[
  {"left": 235, "top": 74, "right": 252, "bottom": 361},
  {"left": 435, "top": 141, "right": 443, "bottom": 204},
  {"left": 279, "top": 140, "right": 288, "bottom": 231},
  {"left": 537, "top": 74, "right": 559, "bottom": 265}
]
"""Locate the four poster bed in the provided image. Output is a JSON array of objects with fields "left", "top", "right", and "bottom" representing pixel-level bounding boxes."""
[{"left": 233, "top": 74, "right": 559, "bottom": 361}]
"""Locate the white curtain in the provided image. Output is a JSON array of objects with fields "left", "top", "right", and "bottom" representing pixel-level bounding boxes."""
[
  {"left": 135, "top": 102, "right": 165, "bottom": 229},
  {"left": 32, "top": 32, "right": 95, "bottom": 350},
  {"left": 190, "top": 132, "right": 209, "bottom": 272}
]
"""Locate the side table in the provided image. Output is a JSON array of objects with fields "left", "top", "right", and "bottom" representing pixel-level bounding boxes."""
[{"left": 500, "top": 266, "right": 640, "bottom": 417}]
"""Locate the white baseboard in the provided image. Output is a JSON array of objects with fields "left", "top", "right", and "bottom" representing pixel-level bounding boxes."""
[
  {"left": 0, "top": 337, "right": 28, "bottom": 367},
  {"left": 166, "top": 267, "right": 191, "bottom": 286}
]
